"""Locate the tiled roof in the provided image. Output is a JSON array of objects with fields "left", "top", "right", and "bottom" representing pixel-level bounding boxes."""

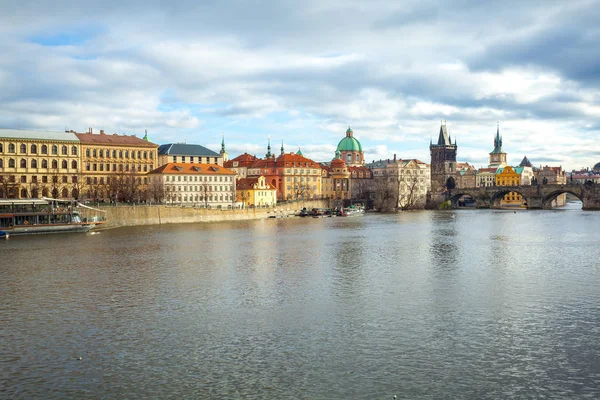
[
  {"left": 224, "top": 153, "right": 259, "bottom": 168},
  {"left": 250, "top": 153, "right": 322, "bottom": 169},
  {"left": 76, "top": 132, "right": 157, "bottom": 147},
  {"left": 158, "top": 143, "right": 219, "bottom": 157},
  {"left": 236, "top": 177, "right": 275, "bottom": 190},
  {"left": 148, "top": 162, "right": 236, "bottom": 175},
  {"left": 0, "top": 128, "right": 79, "bottom": 142}
]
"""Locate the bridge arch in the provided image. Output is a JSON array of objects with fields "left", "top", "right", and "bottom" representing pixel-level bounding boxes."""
[
  {"left": 490, "top": 188, "right": 530, "bottom": 208},
  {"left": 542, "top": 189, "right": 582, "bottom": 209},
  {"left": 447, "top": 191, "right": 479, "bottom": 207}
]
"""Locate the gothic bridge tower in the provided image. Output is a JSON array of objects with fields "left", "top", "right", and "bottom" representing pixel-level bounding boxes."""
[{"left": 429, "top": 121, "right": 457, "bottom": 194}]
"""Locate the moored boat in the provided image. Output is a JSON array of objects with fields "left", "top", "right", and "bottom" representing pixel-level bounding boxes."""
[
  {"left": 338, "top": 205, "right": 365, "bottom": 217},
  {"left": 0, "top": 198, "right": 106, "bottom": 236}
]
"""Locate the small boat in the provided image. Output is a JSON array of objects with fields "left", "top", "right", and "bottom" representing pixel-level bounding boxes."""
[
  {"left": 0, "top": 230, "right": 8, "bottom": 239},
  {"left": 0, "top": 198, "right": 106, "bottom": 236},
  {"left": 338, "top": 205, "right": 365, "bottom": 217}
]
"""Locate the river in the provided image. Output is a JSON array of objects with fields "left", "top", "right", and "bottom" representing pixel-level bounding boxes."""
[{"left": 1, "top": 203, "right": 599, "bottom": 399}]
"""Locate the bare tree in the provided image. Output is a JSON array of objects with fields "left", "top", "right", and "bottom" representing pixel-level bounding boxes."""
[
  {"left": 293, "top": 181, "right": 312, "bottom": 200},
  {"left": 0, "top": 174, "right": 18, "bottom": 198},
  {"left": 398, "top": 175, "right": 422, "bottom": 210},
  {"left": 149, "top": 178, "right": 166, "bottom": 203},
  {"left": 372, "top": 176, "right": 398, "bottom": 211}
]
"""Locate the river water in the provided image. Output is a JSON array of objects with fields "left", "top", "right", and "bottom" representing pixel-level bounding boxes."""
[{"left": 1, "top": 203, "right": 599, "bottom": 399}]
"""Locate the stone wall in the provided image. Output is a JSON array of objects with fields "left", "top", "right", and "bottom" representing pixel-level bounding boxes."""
[{"left": 94, "top": 199, "right": 330, "bottom": 229}]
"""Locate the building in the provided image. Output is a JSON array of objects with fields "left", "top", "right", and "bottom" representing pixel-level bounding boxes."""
[
  {"left": 495, "top": 165, "right": 534, "bottom": 206},
  {"left": 147, "top": 162, "right": 236, "bottom": 208},
  {"left": 337, "top": 127, "right": 365, "bottom": 166},
  {"left": 538, "top": 165, "right": 567, "bottom": 206},
  {"left": 429, "top": 121, "right": 457, "bottom": 194},
  {"left": 477, "top": 167, "right": 498, "bottom": 187},
  {"left": 236, "top": 176, "right": 276, "bottom": 207},
  {"left": 0, "top": 129, "right": 81, "bottom": 199},
  {"left": 75, "top": 129, "right": 159, "bottom": 202},
  {"left": 489, "top": 124, "right": 507, "bottom": 168},
  {"left": 455, "top": 162, "right": 477, "bottom": 188},
  {"left": 368, "top": 155, "right": 430, "bottom": 209},
  {"left": 246, "top": 141, "right": 323, "bottom": 201},
  {"left": 224, "top": 153, "right": 259, "bottom": 179},
  {"left": 158, "top": 143, "right": 223, "bottom": 167},
  {"left": 321, "top": 150, "right": 373, "bottom": 201}
]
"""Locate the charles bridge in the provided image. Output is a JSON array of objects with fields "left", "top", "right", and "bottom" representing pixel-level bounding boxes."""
[{"left": 427, "top": 183, "right": 600, "bottom": 210}]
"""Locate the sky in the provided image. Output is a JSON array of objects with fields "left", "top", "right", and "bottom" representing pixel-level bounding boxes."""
[{"left": 1, "top": 0, "right": 599, "bottom": 170}]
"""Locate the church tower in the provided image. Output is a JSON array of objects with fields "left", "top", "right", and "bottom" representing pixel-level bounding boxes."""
[
  {"left": 489, "top": 123, "right": 507, "bottom": 168},
  {"left": 220, "top": 134, "right": 229, "bottom": 162},
  {"left": 429, "top": 121, "right": 457, "bottom": 194}
]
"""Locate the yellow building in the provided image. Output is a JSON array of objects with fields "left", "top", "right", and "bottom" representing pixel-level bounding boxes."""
[
  {"left": 74, "top": 129, "right": 159, "bottom": 202},
  {"left": 236, "top": 176, "right": 277, "bottom": 207},
  {"left": 0, "top": 129, "right": 81, "bottom": 199},
  {"left": 496, "top": 166, "right": 523, "bottom": 206}
]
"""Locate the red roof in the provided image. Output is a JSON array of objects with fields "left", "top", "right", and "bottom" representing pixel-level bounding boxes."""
[
  {"left": 250, "top": 153, "right": 322, "bottom": 169},
  {"left": 75, "top": 132, "right": 157, "bottom": 147},
  {"left": 236, "top": 177, "right": 275, "bottom": 190},
  {"left": 148, "top": 162, "right": 236, "bottom": 175},
  {"left": 224, "top": 153, "right": 259, "bottom": 168}
]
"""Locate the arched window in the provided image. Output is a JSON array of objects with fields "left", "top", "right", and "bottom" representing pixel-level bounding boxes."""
[
  {"left": 41, "top": 145, "right": 48, "bottom": 154},
  {"left": 31, "top": 159, "right": 38, "bottom": 168},
  {"left": 93, "top": 149, "right": 97, "bottom": 157},
  {"left": 61, "top": 146, "right": 67, "bottom": 155},
  {"left": 52, "top": 160, "right": 58, "bottom": 169},
  {"left": 8, "top": 143, "right": 15, "bottom": 153},
  {"left": 20, "top": 144, "right": 26, "bottom": 153},
  {"left": 125, "top": 150, "right": 129, "bottom": 158},
  {"left": 119, "top": 150, "right": 123, "bottom": 158},
  {"left": 138, "top": 151, "right": 141, "bottom": 158},
  {"left": 0, "top": 143, "right": 3, "bottom": 152},
  {"left": 112, "top": 150, "right": 116, "bottom": 158},
  {"left": 99, "top": 149, "right": 104, "bottom": 157},
  {"left": 9, "top": 159, "right": 15, "bottom": 167},
  {"left": 52, "top": 145, "right": 58, "bottom": 155},
  {"left": 31, "top": 144, "right": 37, "bottom": 153},
  {"left": 62, "top": 160, "right": 67, "bottom": 169},
  {"left": 144, "top": 152, "right": 147, "bottom": 159},
  {"left": 42, "top": 159, "right": 48, "bottom": 168},
  {"left": 71, "top": 146, "right": 77, "bottom": 155},
  {"left": 72, "top": 160, "right": 77, "bottom": 169},
  {"left": 86, "top": 149, "right": 90, "bottom": 157},
  {"left": 20, "top": 159, "right": 27, "bottom": 168}
]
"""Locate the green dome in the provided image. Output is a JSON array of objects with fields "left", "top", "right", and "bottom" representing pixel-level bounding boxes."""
[{"left": 337, "top": 136, "right": 362, "bottom": 152}]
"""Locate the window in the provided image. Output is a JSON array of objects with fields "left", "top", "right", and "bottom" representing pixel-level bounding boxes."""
[
  {"left": 32, "top": 176, "right": 37, "bottom": 183},
  {"left": 52, "top": 145, "right": 58, "bottom": 155},
  {"left": 8, "top": 143, "right": 15, "bottom": 153},
  {"left": 21, "top": 175, "right": 26, "bottom": 183},
  {"left": 144, "top": 152, "right": 147, "bottom": 159},
  {"left": 52, "top": 160, "right": 58, "bottom": 169},
  {"left": 42, "top": 176, "right": 48, "bottom": 183},
  {"left": 31, "top": 159, "right": 38, "bottom": 168},
  {"left": 93, "top": 149, "right": 97, "bottom": 157},
  {"left": 173, "top": 156, "right": 177, "bottom": 162},
  {"left": 41, "top": 145, "right": 48, "bottom": 154},
  {"left": 125, "top": 150, "right": 129, "bottom": 158},
  {"left": 20, "top": 144, "right": 26, "bottom": 153},
  {"left": 72, "top": 146, "right": 77, "bottom": 155},
  {"left": 62, "top": 145, "right": 67, "bottom": 155},
  {"left": 20, "top": 159, "right": 26, "bottom": 168},
  {"left": 86, "top": 149, "right": 91, "bottom": 157},
  {"left": 119, "top": 151, "right": 123, "bottom": 158},
  {"left": 0, "top": 143, "right": 2, "bottom": 152},
  {"left": 42, "top": 159, "right": 48, "bottom": 168},
  {"left": 62, "top": 160, "right": 67, "bottom": 169},
  {"left": 0, "top": 159, "right": 2, "bottom": 168},
  {"left": 72, "top": 160, "right": 77, "bottom": 169},
  {"left": 31, "top": 144, "right": 37, "bottom": 154}
]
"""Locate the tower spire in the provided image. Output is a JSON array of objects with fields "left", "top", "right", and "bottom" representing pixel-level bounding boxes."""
[
  {"left": 265, "top": 137, "right": 272, "bottom": 158},
  {"left": 280, "top": 139, "right": 284, "bottom": 155},
  {"left": 219, "top": 133, "right": 228, "bottom": 162}
]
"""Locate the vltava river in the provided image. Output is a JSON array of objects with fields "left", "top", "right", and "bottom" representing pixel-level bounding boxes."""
[{"left": 1, "top": 205, "right": 600, "bottom": 399}]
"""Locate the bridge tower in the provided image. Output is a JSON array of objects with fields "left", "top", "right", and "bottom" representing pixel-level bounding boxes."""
[
  {"left": 429, "top": 121, "right": 457, "bottom": 194},
  {"left": 489, "top": 123, "right": 507, "bottom": 168}
]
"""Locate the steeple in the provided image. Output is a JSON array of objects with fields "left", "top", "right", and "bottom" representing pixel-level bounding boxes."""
[
  {"left": 491, "top": 122, "right": 503, "bottom": 154},
  {"left": 219, "top": 133, "right": 228, "bottom": 162},
  {"left": 280, "top": 140, "right": 285, "bottom": 155},
  {"left": 436, "top": 120, "right": 451, "bottom": 146},
  {"left": 265, "top": 137, "right": 272, "bottom": 158}
]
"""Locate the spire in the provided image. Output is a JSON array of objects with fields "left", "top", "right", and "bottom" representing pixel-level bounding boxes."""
[
  {"left": 491, "top": 123, "right": 503, "bottom": 154},
  {"left": 221, "top": 134, "right": 225, "bottom": 152},
  {"left": 143, "top": 129, "right": 149, "bottom": 141},
  {"left": 436, "top": 121, "right": 451, "bottom": 146},
  {"left": 220, "top": 133, "right": 228, "bottom": 162},
  {"left": 280, "top": 140, "right": 284, "bottom": 155},
  {"left": 265, "top": 137, "right": 272, "bottom": 158}
]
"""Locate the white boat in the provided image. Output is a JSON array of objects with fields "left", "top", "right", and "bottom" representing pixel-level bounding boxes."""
[
  {"left": 0, "top": 198, "right": 105, "bottom": 236},
  {"left": 338, "top": 206, "right": 365, "bottom": 217}
]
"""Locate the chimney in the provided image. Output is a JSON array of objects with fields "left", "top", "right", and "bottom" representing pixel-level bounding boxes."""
[{"left": 100, "top": 129, "right": 105, "bottom": 135}]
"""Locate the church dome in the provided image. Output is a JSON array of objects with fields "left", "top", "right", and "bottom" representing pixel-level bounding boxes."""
[
  {"left": 331, "top": 157, "right": 346, "bottom": 168},
  {"left": 337, "top": 126, "right": 362, "bottom": 152},
  {"left": 593, "top": 162, "right": 600, "bottom": 172}
]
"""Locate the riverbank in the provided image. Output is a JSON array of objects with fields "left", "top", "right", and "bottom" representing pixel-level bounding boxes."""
[{"left": 95, "top": 199, "right": 330, "bottom": 229}]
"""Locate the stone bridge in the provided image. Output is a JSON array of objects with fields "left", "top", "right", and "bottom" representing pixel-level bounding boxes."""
[{"left": 427, "top": 183, "right": 600, "bottom": 210}]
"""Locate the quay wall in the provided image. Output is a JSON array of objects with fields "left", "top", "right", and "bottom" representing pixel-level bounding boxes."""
[{"left": 95, "top": 199, "right": 330, "bottom": 229}]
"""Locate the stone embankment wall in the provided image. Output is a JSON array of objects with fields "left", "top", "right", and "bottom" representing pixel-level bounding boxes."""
[{"left": 96, "top": 199, "right": 330, "bottom": 229}]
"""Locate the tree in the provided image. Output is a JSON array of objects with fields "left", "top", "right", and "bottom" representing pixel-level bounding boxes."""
[
  {"left": 445, "top": 176, "right": 456, "bottom": 196},
  {"left": 398, "top": 175, "right": 422, "bottom": 210},
  {"left": 0, "top": 174, "right": 19, "bottom": 199},
  {"left": 372, "top": 176, "right": 398, "bottom": 211},
  {"left": 148, "top": 177, "right": 166, "bottom": 203},
  {"left": 293, "top": 181, "right": 312, "bottom": 201}
]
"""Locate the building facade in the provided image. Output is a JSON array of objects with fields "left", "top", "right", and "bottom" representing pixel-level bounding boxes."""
[
  {"left": 158, "top": 143, "right": 223, "bottom": 167},
  {"left": 75, "top": 129, "right": 159, "bottom": 202},
  {"left": 0, "top": 129, "right": 81, "bottom": 199},
  {"left": 429, "top": 122, "right": 457, "bottom": 194},
  {"left": 148, "top": 162, "right": 236, "bottom": 208},
  {"left": 368, "top": 156, "right": 430, "bottom": 209},
  {"left": 538, "top": 165, "right": 567, "bottom": 206},
  {"left": 455, "top": 162, "right": 477, "bottom": 188},
  {"left": 236, "top": 176, "right": 276, "bottom": 207},
  {"left": 224, "top": 153, "right": 259, "bottom": 179}
]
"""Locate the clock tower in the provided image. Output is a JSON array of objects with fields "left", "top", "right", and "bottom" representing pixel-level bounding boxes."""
[{"left": 489, "top": 123, "right": 507, "bottom": 168}]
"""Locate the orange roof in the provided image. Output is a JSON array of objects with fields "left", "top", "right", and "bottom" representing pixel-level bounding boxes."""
[
  {"left": 236, "top": 177, "right": 275, "bottom": 191},
  {"left": 224, "top": 153, "right": 259, "bottom": 168},
  {"left": 331, "top": 158, "right": 346, "bottom": 168},
  {"left": 249, "top": 153, "right": 322, "bottom": 169},
  {"left": 75, "top": 132, "right": 158, "bottom": 147},
  {"left": 148, "top": 162, "right": 236, "bottom": 175}
]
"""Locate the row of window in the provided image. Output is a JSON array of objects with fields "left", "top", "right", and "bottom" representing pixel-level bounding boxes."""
[
  {"left": 0, "top": 187, "right": 77, "bottom": 199},
  {"left": 0, "top": 158, "right": 77, "bottom": 169},
  {"left": 175, "top": 156, "right": 219, "bottom": 163},
  {"left": 0, "top": 143, "right": 77, "bottom": 155},
  {"left": 0, "top": 175, "right": 77, "bottom": 184},
  {"left": 166, "top": 185, "right": 232, "bottom": 192},
  {"left": 85, "top": 148, "right": 154, "bottom": 159},
  {"left": 168, "top": 194, "right": 231, "bottom": 203},
  {"left": 85, "top": 163, "right": 150, "bottom": 172},
  {"left": 286, "top": 176, "right": 318, "bottom": 182},
  {"left": 86, "top": 177, "right": 148, "bottom": 185},
  {"left": 164, "top": 175, "right": 232, "bottom": 182}
]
